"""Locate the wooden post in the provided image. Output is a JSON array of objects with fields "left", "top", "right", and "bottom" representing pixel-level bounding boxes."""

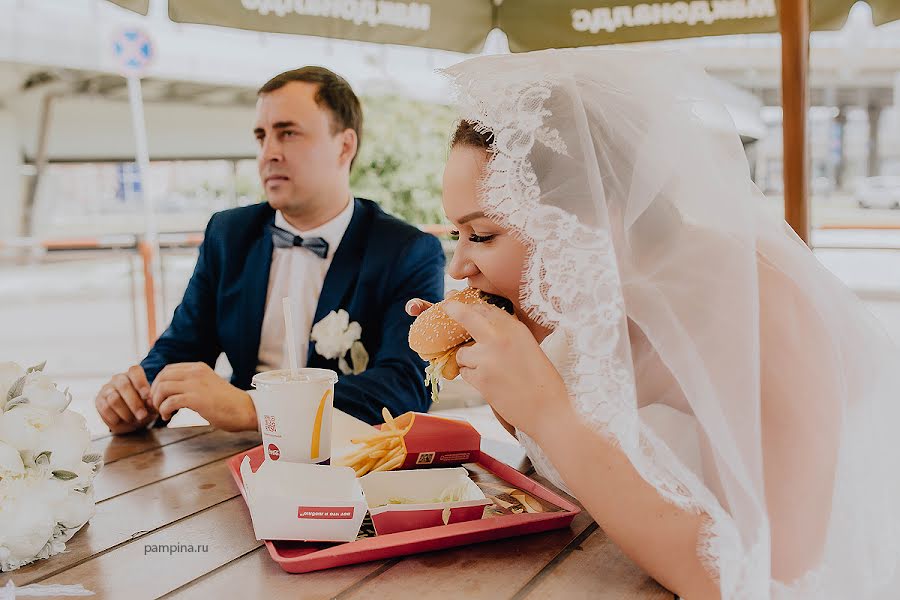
[
  {"left": 138, "top": 239, "right": 158, "bottom": 345},
  {"left": 779, "top": 0, "right": 811, "bottom": 245}
]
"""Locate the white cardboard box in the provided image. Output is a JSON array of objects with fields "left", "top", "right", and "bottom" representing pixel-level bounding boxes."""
[
  {"left": 360, "top": 468, "right": 490, "bottom": 535},
  {"left": 239, "top": 456, "right": 367, "bottom": 542}
]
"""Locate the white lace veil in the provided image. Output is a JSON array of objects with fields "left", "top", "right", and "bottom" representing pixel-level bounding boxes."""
[{"left": 440, "top": 48, "right": 900, "bottom": 599}]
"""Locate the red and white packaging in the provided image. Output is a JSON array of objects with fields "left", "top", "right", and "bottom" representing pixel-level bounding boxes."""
[
  {"left": 359, "top": 468, "right": 491, "bottom": 535},
  {"left": 239, "top": 456, "right": 367, "bottom": 543},
  {"left": 389, "top": 412, "right": 481, "bottom": 469}
]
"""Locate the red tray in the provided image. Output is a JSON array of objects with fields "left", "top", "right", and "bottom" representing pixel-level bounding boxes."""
[{"left": 228, "top": 445, "right": 581, "bottom": 573}]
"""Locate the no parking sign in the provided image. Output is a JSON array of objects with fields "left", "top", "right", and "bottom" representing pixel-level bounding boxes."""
[{"left": 112, "top": 28, "right": 155, "bottom": 77}]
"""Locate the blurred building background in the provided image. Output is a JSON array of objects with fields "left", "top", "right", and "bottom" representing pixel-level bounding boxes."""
[{"left": 1, "top": 0, "right": 899, "bottom": 434}]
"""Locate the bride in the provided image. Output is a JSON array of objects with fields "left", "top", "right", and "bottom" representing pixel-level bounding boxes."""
[{"left": 405, "top": 49, "right": 900, "bottom": 599}]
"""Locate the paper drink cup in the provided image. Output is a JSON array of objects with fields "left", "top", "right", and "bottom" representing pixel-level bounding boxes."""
[{"left": 251, "top": 368, "right": 338, "bottom": 464}]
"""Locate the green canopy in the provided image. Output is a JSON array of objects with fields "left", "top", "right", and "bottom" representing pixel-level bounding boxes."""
[
  {"left": 107, "top": 0, "right": 899, "bottom": 53},
  {"left": 501, "top": 0, "right": 897, "bottom": 51},
  {"left": 104, "top": 0, "right": 900, "bottom": 244},
  {"left": 108, "top": 0, "right": 149, "bottom": 15}
]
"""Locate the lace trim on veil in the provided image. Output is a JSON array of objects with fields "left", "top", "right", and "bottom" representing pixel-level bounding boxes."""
[{"left": 440, "top": 66, "right": 774, "bottom": 598}]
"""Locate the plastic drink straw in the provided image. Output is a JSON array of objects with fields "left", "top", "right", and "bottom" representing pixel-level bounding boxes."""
[{"left": 282, "top": 297, "right": 299, "bottom": 379}]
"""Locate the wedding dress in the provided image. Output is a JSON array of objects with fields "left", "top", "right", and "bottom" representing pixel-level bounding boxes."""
[{"left": 441, "top": 48, "right": 900, "bottom": 599}]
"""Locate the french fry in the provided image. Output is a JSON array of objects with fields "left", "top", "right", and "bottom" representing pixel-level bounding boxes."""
[
  {"left": 338, "top": 438, "right": 390, "bottom": 465},
  {"left": 350, "top": 429, "right": 403, "bottom": 444},
  {"left": 368, "top": 446, "right": 402, "bottom": 471},
  {"left": 372, "top": 453, "right": 404, "bottom": 472},
  {"left": 340, "top": 409, "right": 411, "bottom": 475},
  {"left": 355, "top": 456, "right": 378, "bottom": 477},
  {"left": 382, "top": 407, "right": 398, "bottom": 430}
]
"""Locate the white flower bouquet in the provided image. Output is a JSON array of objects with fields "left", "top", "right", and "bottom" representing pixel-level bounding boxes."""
[{"left": 0, "top": 361, "right": 101, "bottom": 572}]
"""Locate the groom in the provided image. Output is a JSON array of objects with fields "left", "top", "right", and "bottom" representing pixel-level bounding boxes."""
[{"left": 94, "top": 66, "right": 445, "bottom": 433}]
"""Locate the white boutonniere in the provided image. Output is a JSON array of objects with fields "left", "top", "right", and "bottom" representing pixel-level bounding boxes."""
[{"left": 310, "top": 310, "right": 369, "bottom": 375}]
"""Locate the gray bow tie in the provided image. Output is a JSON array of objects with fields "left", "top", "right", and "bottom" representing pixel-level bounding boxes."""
[{"left": 270, "top": 225, "right": 329, "bottom": 259}]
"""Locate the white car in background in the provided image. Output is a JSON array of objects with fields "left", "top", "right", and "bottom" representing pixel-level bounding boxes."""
[{"left": 856, "top": 176, "right": 900, "bottom": 209}]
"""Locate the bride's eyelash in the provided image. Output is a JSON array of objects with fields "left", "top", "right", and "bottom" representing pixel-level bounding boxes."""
[{"left": 448, "top": 230, "right": 495, "bottom": 243}]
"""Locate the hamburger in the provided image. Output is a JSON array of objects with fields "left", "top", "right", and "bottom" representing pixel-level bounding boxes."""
[{"left": 408, "top": 287, "right": 515, "bottom": 402}]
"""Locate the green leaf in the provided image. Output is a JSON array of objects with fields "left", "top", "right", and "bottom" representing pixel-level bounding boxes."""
[
  {"left": 351, "top": 341, "right": 369, "bottom": 374},
  {"left": 6, "top": 375, "right": 26, "bottom": 402},
  {"left": 5, "top": 396, "right": 29, "bottom": 411},
  {"left": 52, "top": 470, "right": 78, "bottom": 481},
  {"left": 35, "top": 451, "right": 52, "bottom": 465},
  {"left": 82, "top": 453, "right": 102, "bottom": 464},
  {"left": 26, "top": 360, "right": 47, "bottom": 374}
]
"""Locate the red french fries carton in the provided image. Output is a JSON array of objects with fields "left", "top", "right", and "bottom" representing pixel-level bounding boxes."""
[
  {"left": 386, "top": 412, "right": 481, "bottom": 469},
  {"left": 359, "top": 468, "right": 491, "bottom": 535},
  {"left": 238, "top": 456, "right": 367, "bottom": 543}
]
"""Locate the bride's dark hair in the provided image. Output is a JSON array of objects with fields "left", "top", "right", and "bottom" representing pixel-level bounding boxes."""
[{"left": 450, "top": 120, "right": 493, "bottom": 150}]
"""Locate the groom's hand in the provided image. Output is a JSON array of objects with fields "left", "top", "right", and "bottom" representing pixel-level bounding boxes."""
[
  {"left": 149, "top": 362, "right": 258, "bottom": 432},
  {"left": 96, "top": 365, "right": 157, "bottom": 435}
]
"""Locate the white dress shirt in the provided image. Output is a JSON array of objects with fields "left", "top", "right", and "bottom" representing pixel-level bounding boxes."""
[{"left": 257, "top": 198, "right": 355, "bottom": 372}]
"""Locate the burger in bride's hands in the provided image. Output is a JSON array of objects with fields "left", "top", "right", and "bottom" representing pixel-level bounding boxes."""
[{"left": 407, "top": 287, "right": 514, "bottom": 402}]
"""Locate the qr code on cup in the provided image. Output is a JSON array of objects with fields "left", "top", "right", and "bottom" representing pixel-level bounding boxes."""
[{"left": 264, "top": 415, "right": 277, "bottom": 434}]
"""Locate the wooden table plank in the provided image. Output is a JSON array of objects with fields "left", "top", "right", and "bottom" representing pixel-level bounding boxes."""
[
  {"left": 516, "top": 526, "right": 674, "bottom": 599},
  {"left": 334, "top": 509, "right": 595, "bottom": 600},
  {"left": 164, "top": 546, "right": 392, "bottom": 600},
  {"left": 90, "top": 426, "right": 215, "bottom": 464},
  {"left": 93, "top": 429, "right": 259, "bottom": 501},
  {"left": 33, "top": 497, "right": 263, "bottom": 600},
  {"left": 2, "top": 458, "right": 243, "bottom": 587}
]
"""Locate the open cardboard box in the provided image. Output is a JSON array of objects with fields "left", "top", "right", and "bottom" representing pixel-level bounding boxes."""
[
  {"left": 359, "top": 467, "right": 491, "bottom": 535},
  {"left": 239, "top": 457, "right": 367, "bottom": 543}
]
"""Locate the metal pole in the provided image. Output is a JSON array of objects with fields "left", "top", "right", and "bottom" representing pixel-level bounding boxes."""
[
  {"left": 126, "top": 75, "right": 163, "bottom": 346},
  {"left": 21, "top": 93, "right": 56, "bottom": 236}
]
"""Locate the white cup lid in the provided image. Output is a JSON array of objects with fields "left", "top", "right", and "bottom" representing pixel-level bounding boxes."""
[{"left": 251, "top": 368, "right": 339, "bottom": 387}]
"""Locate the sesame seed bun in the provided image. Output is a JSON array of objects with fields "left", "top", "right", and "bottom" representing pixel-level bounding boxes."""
[{"left": 408, "top": 288, "right": 515, "bottom": 383}]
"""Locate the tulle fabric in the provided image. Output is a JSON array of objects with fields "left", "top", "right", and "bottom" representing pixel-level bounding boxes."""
[{"left": 440, "top": 48, "right": 900, "bottom": 598}]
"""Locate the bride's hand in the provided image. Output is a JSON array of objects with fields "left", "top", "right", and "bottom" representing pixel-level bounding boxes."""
[
  {"left": 405, "top": 296, "right": 518, "bottom": 439},
  {"left": 404, "top": 298, "right": 433, "bottom": 317},
  {"left": 442, "top": 300, "right": 570, "bottom": 441}
]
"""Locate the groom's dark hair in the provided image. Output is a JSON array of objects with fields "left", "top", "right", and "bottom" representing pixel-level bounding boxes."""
[{"left": 258, "top": 66, "right": 363, "bottom": 169}]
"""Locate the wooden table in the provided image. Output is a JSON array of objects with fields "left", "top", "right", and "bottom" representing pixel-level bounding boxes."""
[{"left": 1, "top": 409, "right": 673, "bottom": 600}]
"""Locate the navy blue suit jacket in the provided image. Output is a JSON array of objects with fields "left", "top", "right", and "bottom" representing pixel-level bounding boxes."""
[{"left": 141, "top": 198, "right": 445, "bottom": 424}]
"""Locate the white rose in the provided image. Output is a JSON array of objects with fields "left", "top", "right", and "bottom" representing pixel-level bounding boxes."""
[
  {"left": 0, "top": 405, "right": 57, "bottom": 453},
  {"left": 32, "top": 416, "right": 92, "bottom": 476},
  {"left": 20, "top": 372, "right": 70, "bottom": 413},
  {"left": 0, "top": 362, "right": 25, "bottom": 411},
  {"left": 54, "top": 487, "right": 96, "bottom": 530},
  {"left": 32, "top": 474, "right": 69, "bottom": 510},
  {"left": 57, "top": 409, "right": 88, "bottom": 432},
  {"left": 0, "top": 441, "right": 25, "bottom": 479},
  {"left": 310, "top": 310, "right": 362, "bottom": 360},
  {"left": 0, "top": 479, "right": 55, "bottom": 562}
]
